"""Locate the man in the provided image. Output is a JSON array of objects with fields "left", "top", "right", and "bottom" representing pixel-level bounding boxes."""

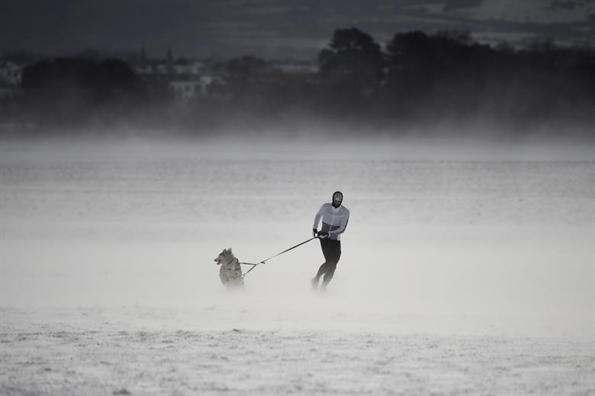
[{"left": 311, "top": 191, "right": 350, "bottom": 291}]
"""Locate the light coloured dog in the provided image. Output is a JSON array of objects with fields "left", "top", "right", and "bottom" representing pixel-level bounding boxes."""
[{"left": 214, "top": 248, "right": 244, "bottom": 289}]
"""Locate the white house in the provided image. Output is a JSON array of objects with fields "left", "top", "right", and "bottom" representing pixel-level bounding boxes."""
[
  {"left": 168, "top": 75, "right": 226, "bottom": 101},
  {"left": 0, "top": 61, "right": 23, "bottom": 86},
  {"left": 0, "top": 61, "right": 23, "bottom": 99},
  {"left": 168, "top": 80, "right": 203, "bottom": 101}
]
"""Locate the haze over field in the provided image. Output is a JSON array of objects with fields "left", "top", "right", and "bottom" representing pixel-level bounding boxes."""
[
  {"left": 1, "top": 131, "right": 593, "bottom": 395},
  {"left": 1, "top": 0, "right": 593, "bottom": 393}
]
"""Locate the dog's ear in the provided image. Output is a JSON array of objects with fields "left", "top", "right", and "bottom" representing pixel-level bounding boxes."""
[{"left": 228, "top": 248, "right": 232, "bottom": 253}]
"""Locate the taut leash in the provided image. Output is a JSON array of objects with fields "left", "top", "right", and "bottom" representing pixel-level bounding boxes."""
[{"left": 240, "top": 237, "right": 317, "bottom": 277}]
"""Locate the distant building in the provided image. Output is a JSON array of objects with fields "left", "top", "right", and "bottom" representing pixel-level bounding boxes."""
[
  {"left": 0, "top": 61, "right": 23, "bottom": 99},
  {"left": 272, "top": 62, "right": 318, "bottom": 74},
  {"left": 0, "top": 61, "right": 23, "bottom": 85},
  {"left": 133, "top": 46, "right": 226, "bottom": 101},
  {"left": 168, "top": 80, "right": 202, "bottom": 101},
  {"left": 132, "top": 47, "right": 318, "bottom": 102}
]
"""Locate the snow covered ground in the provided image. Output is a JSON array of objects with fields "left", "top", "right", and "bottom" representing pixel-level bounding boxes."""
[{"left": 1, "top": 134, "right": 593, "bottom": 395}]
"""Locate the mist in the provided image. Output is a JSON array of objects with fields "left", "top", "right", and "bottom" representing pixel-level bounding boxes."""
[
  {"left": 2, "top": 28, "right": 595, "bottom": 391},
  {"left": 3, "top": 7, "right": 595, "bottom": 392},
  {"left": 1, "top": 126, "right": 593, "bottom": 395},
  {"left": 2, "top": 132, "right": 592, "bottom": 323}
]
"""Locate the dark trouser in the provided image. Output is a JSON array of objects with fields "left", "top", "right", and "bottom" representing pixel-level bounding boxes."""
[{"left": 314, "top": 238, "right": 342, "bottom": 286}]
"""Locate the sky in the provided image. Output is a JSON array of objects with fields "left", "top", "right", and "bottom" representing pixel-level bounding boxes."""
[{"left": 1, "top": 0, "right": 593, "bottom": 61}]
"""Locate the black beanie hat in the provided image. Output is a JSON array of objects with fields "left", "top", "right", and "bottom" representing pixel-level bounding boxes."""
[{"left": 332, "top": 191, "right": 343, "bottom": 202}]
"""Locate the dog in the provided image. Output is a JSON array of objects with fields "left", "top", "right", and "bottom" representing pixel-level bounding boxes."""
[{"left": 214, "top": 248, "right": 244, "bottom": 289}]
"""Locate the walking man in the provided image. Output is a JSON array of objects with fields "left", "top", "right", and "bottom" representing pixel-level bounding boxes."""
[{"left": 312, "top": 191, "right": 350, "bottom": 291}]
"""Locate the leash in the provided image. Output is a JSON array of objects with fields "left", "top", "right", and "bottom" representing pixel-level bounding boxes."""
[{"left": 240, "top": 237, "right": 317, "bottom": 278}]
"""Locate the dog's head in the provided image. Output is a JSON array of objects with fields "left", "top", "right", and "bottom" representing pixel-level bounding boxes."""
[{"left": 214, "top": 248, "right": 234, "bottom": 265}]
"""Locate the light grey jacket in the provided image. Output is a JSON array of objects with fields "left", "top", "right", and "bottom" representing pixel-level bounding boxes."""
[{"left": 313, "top": 203, "right": 350, "bottom": 240}]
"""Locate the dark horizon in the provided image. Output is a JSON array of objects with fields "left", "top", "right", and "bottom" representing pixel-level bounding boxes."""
[
  {"left": 1, "top": 0, "right": 593, "bottom": 62},
  {"left": 4, "top": 29, "right": 593, "bottom": 141}
]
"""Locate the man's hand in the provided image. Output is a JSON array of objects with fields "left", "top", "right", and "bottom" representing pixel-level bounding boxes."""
[
  {"left": 318, "top": 231, "right": 329, "bottom": 239},
  {"left": 312, "top": 228, "right": 318, "bottom": 238}
]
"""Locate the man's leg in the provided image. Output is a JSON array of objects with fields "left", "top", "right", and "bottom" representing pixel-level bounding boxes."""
[
  {"left": 312, "top": 263, "right": 330, "bottom": 287},
  {"left": 312, "top": 239, "right": 335, "bottom": 288},
  {"left": 320, "top": 264, "right": 336, "bottom": 290},
  {"left": 320, "top": 240, "right": 341, "bottom": 289}
]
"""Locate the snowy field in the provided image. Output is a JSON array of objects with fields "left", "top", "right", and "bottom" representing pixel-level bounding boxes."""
[{"left": 1, "top": 134, "right": 594, "bottom": 395}]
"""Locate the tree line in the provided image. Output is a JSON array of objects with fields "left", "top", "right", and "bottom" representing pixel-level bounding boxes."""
[{"left": 4, "top": 28, "right": 594, "bottom": 136}]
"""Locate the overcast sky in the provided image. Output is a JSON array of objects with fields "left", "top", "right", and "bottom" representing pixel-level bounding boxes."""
[{"left": 1, "top": 0, "right": 593, "bottom": 61}]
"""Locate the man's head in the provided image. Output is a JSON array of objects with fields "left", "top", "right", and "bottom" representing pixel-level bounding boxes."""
[{"left": 332, "top": 191, "right": 343, "bottom": 208}]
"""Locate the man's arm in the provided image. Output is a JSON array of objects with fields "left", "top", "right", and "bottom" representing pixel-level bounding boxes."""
[
  {"left": 313, "top": 204, "right": 325, "bottom": 230},
  {"left": 328, "top": 209, "right": 350, "bottom": 237}
]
